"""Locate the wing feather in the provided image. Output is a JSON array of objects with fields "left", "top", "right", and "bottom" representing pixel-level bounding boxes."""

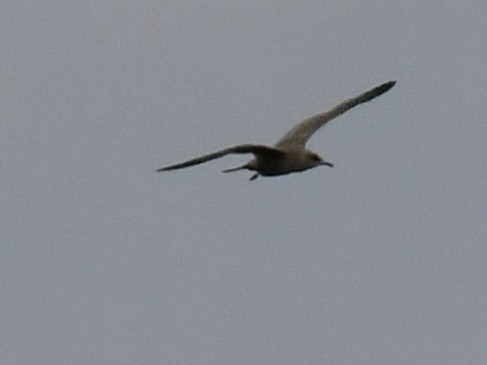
[
  {"left": 156, "top": 144, "right": 284, "bottom": 172},
  {"left": 275, "top": 80, "right": 396, "bottom": 149}
]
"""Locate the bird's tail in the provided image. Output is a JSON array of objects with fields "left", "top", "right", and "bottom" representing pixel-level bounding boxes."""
[
  {"left": 222, "top": 164, "right": 259, "bottom": 181},
  {"left": 222, "top": 164, "right": 247, "bottom": 173}
]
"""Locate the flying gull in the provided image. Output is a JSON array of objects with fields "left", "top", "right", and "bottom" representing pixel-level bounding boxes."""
[{"left": 157, "top": 80, "right": 396, "bottom": 180}]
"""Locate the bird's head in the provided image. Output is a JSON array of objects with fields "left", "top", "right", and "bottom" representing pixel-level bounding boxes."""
[{"left": 306, "top": 151, "right": 334, "bottom": 169}]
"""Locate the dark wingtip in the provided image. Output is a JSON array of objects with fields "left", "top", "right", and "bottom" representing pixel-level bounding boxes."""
[
  {"left": 379, "top": 80, "right": 397, "bottom": 93},
  {"left": 361, "top": 80, "right": 396, "bottom": 103}
]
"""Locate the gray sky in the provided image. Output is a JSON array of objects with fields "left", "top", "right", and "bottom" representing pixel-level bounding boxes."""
[{"left": 2, "top": 1, "right": 487, "bottom": 364}]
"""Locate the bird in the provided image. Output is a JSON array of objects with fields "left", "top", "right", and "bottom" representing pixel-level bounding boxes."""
[{"left": 156, "top": 80, "right": 396, "bottom": 180}]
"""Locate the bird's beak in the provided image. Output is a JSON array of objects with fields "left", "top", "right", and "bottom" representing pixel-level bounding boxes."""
[{"left": 320, "top": 161, "right": 334, "bottom": 167}]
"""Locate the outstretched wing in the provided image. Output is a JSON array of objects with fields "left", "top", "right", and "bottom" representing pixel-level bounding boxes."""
[
  {"left": 275, "top": 80, "right": 396, "bottom": 149},
  {"left": 156, "top": 144, "right": 284, "bottom": 172}
]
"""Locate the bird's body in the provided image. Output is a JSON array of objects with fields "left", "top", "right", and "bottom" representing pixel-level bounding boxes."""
[
  {"left": 157, "top": 80, "right": 396, "bottom": 180},
  {"left": 228, "top": 148, "right": 332, "bottom": 178}
]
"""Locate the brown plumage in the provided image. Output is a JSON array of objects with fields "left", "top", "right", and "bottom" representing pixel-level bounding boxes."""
[{"left": 157, "top": 80, "right": 396, "bottom": 180}]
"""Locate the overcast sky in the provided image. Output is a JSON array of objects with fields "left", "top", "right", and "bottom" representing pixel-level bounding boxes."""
[{"left": 2, "top": 1, "right": 487, "bottom": 364}]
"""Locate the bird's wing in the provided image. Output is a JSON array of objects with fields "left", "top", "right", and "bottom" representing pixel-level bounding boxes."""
[
  {"left": 156, "top": 144, "right": 285, "bottom": 172},
  {"left": 275, "top": 80, "right": 396, "bottom": 149}
]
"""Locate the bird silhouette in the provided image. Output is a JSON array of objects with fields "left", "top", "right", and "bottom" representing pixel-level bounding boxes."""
[{"left": 157, "top": 80, "right": 396, "bottom": 180}]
